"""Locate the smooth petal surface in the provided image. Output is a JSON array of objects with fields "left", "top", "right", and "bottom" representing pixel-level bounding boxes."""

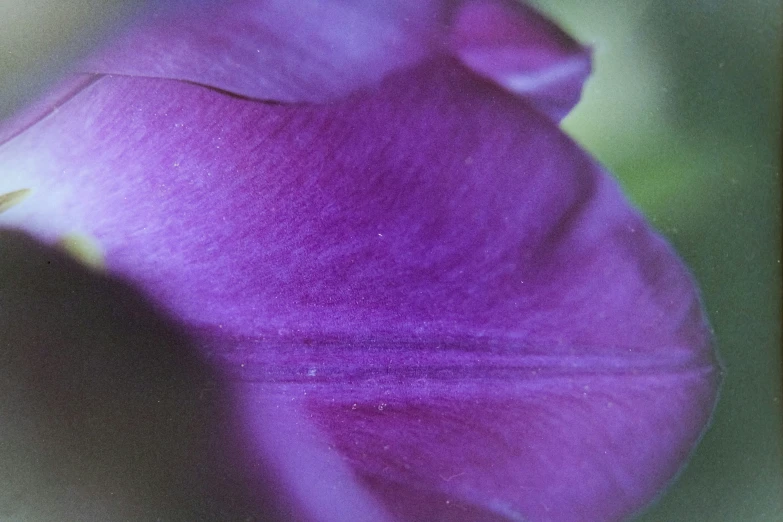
[
  {"left": 0, "top": 57, "right": 719, "bottom": 521},
  {"left": 80, "top": 0, "right": 588, "bottom": 119}
]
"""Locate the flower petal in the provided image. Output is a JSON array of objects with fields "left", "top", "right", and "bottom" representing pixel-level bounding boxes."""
[
  {"left": 0, "top": 58, "right": 718, "bottom": 520},
  {"left": 450, "top": 0, "right": 591, "bottom": 120},
  {"left": 80, "top": 0, "right": 588, "bottom": 118}
]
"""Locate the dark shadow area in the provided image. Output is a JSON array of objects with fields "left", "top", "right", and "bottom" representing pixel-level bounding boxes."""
[{"left": 0, "top": 229, "right": 276, "bottom": 521}]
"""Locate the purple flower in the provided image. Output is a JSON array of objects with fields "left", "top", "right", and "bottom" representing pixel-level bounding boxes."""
[{"left": 0, "top": 1, "right": 720, "bottom": 520}]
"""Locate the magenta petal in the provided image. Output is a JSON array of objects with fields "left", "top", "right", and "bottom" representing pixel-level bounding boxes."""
[
  {"left": 79, "top": 0, "right": 587, "bottom": 117},
  {"left": 0, "top": 58, "right": 718, "bottom": 521}
]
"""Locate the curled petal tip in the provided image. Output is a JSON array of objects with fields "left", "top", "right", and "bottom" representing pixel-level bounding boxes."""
[{"left": 451, "top": 0, "right": 592, "bottom": 119}]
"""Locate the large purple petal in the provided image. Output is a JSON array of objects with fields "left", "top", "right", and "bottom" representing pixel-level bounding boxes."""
[
  {"left": 79, "top": 0, "right": 588, "bottom": 119},
  {"left": 0, "top": 58, "right": 718, "bottom": 520}
]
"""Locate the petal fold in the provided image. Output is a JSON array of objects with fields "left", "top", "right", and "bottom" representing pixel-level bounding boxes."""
[{"left": 80, "top": 0, "right": 588, "bottom": 118}]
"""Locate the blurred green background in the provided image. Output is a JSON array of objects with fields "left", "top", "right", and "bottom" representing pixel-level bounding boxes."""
[
  {"left": 531, "top": 0, "right": 782, "bottom": 520},
  {"left": 0, "top": 0, "right": 140, "bottom": 121}
]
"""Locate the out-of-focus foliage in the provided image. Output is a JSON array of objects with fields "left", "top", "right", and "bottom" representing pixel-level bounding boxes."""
[
  {"left": 531, "top": 0, "right": 782, "bottom": 520},
  {"left": 0, "top": 0, "right": 142, "bottom": 120}
]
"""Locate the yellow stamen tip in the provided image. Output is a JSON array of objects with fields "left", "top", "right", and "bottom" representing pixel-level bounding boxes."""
[
  {"left": 57, "top": 233, "right": 105, "bottom": 270},
  {"left": 0, "top": 188, "right": 32, "bottom": 214}
]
